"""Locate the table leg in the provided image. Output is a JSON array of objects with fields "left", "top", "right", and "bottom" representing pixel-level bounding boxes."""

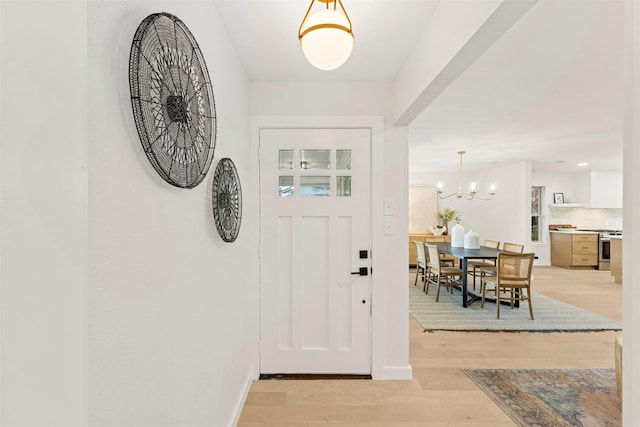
[{"left": 461, "top": 259, "right": 468, "bottom": 308}]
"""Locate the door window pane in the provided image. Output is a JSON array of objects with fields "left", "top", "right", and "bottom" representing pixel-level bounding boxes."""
[
  {"left": 336, "top": 149, "right": 352, "bottom": 170},
  {"left": 337, "top": 176, "right": 352, "bottom": 197},
  {"left": 279, "top": 176, "right": 294, "bottom": 197},
  {"left": 279, "top": 150, "right": 293, "bottom": 170},
  {"left": 300, "top": 150, "right": 330, "bottom": 170},
  {"left": 301, "top": 176, "right": 330, "bottom": 196}
]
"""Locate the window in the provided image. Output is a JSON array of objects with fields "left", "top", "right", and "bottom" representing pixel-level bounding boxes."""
[
  {"left": 277, "top": 149, "right": 353, "bottom": 197},
  {"left": 531, "top": 186, "right": 543, "bottom": 242}
]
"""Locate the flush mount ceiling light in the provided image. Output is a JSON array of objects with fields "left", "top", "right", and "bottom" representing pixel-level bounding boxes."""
[
  {"left": 437, "top": 151, "right": 496, "bottom": 201},
  {"left": 298, "top": 0, "right": 354, "bottom": 71}
]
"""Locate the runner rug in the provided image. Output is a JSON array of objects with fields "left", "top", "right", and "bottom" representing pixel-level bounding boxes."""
[
  {"left": 464, "top": 368, "right": 621, "bottom": 426},
  {"left": 409, "top": 281, "right": 621, "bottom": 332}
]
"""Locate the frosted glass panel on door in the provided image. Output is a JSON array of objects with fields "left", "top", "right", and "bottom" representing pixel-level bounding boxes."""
[
  {"left": 279, "top": 150, "right": 293, "bottom": 170},
  {"left": 336, "top": 149, "right": 352, "bottom": 170},
  {"left": 279, "top": 176, "right": 294, "bottom": 197},
  {"left": 301, "top": 176, "right": 330, "bottom": 196},
  {"left": 300, "top": 150, "right": 330, "bottom": 170},
  {"left": 337, "top": 176, "right": 352, "bottom": 197}
]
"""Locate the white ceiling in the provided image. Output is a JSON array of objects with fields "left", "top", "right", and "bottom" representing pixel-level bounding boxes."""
[{"left": 213, "top": 0, "right": 624, "bottom": 175}]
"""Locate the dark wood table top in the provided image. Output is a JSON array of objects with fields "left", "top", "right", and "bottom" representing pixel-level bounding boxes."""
[{"left": 430, "top": 242, "right": 500, "bottom": 260}]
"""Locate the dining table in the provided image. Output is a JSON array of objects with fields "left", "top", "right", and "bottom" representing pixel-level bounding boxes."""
[{"left": 433, "top": 242, "right": 501, "bottom": 308}]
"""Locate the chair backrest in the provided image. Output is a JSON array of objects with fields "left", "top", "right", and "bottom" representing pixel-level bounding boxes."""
[
  {"left": 497, "top": 252, "right": 535, "bottom": 284},
  {"left": 425, "top": 244, "right": 442, "bottom": 273},
  {"left": 502, "top": 242, "right": 525, "bottom": 253},
  {"left": 422, "top": 241, "right": 431, "bottom": 263},
  {"left": 484, "top": 239, "right": 500, "bottom": 249},
  {"left": 414, "top": 241, "right": 426, "bottom": 266}
]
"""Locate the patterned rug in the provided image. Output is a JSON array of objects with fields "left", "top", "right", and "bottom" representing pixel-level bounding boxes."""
[
  {"left": 464, "top": 368, "right": 621, "bottom": 426},
  {"left": 409, "top": 281, "right": 622, "bottom": 332}
]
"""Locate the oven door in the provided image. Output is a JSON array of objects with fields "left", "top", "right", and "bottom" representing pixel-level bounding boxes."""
[
  {"left": 598, "top": 237, "right": 611, "bottom": 270},
  {"left": 600, "top": 238, "right": 611, "bottom": 261}
]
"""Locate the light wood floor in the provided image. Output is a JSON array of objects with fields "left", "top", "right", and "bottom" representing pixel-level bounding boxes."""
[{"left": 238, "top": 266, "right": 622, "bottom": 426}]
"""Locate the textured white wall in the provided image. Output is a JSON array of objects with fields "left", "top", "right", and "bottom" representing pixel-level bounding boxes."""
[
  {"left": 1, "top": 2, "right": 88, "bottom": 425},
  {"left": 87, "top": 2, "right": 256, "bottom": 426}
]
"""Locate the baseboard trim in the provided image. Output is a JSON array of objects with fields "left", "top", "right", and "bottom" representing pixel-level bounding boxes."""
[
  {"left": 259, "top": 373, "right": 372, "bottom": 380},
  {"left": 373, "top": 364, "right": 413, "bottom": 380},
  {"left": 230, "top": 367, "right": 259, "bottom": 427}
]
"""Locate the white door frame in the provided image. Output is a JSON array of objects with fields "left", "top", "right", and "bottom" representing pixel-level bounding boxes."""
[{"left": 251, "top": 115, "right": 386, "bottom": 377}]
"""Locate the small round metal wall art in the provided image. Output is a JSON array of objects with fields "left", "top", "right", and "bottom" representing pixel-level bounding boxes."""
[
  {"left": 129, "top": 12, "right": 216, "bottom": 188},
  {"left": 212, "top": 158, "right": 242, "bottom": 242}
]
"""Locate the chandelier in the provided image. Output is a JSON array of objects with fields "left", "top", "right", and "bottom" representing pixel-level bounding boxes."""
[
  {"left": 437, "top": 151, "right": 496, "bottom": 200},
  {"left": 298, "top": 0, "right": 354, "bottom": 71}
]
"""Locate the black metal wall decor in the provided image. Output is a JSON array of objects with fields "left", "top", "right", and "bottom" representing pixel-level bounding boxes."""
[
  {"left": 129, "top": 12, "right": 216, "bottom": 188},
  {"left": 212, "top": 158, "right": 242, "bottom": 242}
]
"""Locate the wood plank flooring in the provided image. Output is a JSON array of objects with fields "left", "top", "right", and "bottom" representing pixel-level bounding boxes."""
[{"left": 238, "top": 266, "right": 622, "bottom": 426}]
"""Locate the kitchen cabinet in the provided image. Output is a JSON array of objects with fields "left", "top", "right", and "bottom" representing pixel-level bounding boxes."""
[
  {"left": 550, "top": 231, "right": 598, "bottom": 269},
  {"left": 611, "top": 236, "right": 622, "bottom": 284},
  {"left": 575, "top": 170, "right": 623, "bottom": 208}
]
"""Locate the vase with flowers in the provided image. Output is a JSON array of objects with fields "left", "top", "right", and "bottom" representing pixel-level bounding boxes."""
[{"left": 437, "top": 207, "right": 461, "bottom": 235}]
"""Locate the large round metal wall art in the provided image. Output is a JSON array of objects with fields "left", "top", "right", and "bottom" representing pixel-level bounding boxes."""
[
  {"left": 212, "top": 158, "right": 242, "bottom": 242},
  {"left": 129, "top": 12, "right": 216, "bottom": 188}
]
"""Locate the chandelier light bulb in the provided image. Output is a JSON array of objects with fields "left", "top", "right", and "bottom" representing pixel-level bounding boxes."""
[
  {"left": 299, "top": 0, "right": 354, "bottom": 71},
  {"left": 437, "top": 151, "right": 496, "bottom": 201}
]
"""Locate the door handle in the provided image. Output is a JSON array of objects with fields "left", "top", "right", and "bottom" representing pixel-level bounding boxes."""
[{"left": 351, "top": 267, "right": 369, "bottom": 276}]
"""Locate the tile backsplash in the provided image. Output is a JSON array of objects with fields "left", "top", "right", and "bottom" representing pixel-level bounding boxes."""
[{"left": 549, "top": 207, "right": 623, "bottom": 230}]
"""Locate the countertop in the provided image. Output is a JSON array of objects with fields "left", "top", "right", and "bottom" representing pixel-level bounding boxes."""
[
  {"left": 609, "top": 235, "right": 623, "bottom": 240},
  {"left": 548, "top": 230, "right": 599, "bottom": 234}
]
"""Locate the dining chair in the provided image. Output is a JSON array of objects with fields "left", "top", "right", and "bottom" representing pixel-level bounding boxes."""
[
  {"left": 421, "top": 242, "right": 433, "bottom": 292},
  {"left": 467, "top": 239, "right": 500, "bottom": 289},
  {"left": 422, "top": 241, "right": 454, "bottom": 293},
  {"left": 413, "top": 241, "right": 427, "bottom": 287},
  {"left": 502, "top": 242, "right": 525, "bottom": 253},
  {"left": 481, "top": 252, "right": 535, "bottom": 319},
  {"left": 479, "top": 241, "right": 525, "bottom": 279},
  {"left": 426, "top": 244, "right": 463, "bottom": 301}
]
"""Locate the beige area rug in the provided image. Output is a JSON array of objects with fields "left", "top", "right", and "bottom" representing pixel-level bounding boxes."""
[
  {"left": 409, "top": 280, "right": 622, "bottom": 332},
  {"left": 464, "top": 368, "right": 621, "bottom": 426}
]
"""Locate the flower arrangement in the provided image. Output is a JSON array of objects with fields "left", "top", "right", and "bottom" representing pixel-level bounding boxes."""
[{"left": 439, "top": 207, "right": 461, "bottom": 225}]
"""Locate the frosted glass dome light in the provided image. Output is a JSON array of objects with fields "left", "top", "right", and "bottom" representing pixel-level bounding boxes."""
[{"left": 298, "top": 1, "right": 354, "bottom": 71}]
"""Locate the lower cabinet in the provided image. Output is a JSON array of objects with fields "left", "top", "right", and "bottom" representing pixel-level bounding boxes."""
[
  {"left": 610, "top": 237, "right": 622, "bottom": 284},
  {"left": 550, "top": 232, "right": 598, "bottom": 269}
]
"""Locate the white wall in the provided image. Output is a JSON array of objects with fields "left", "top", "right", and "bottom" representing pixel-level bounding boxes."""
[
  {"left": 87, "top": 2, "right": 256, "bottom": 426},
  {"left": 1, "top": 2, "right": 88, "bottom": 425},
  {"left": 411, "top": 161, "right": 532, "bottom": 255},
  {"left": 251, "top": 82, "right": 411, "bottom": 379},
  {"left": 623, "top": 2, "right": 640, "bottom": 423}
]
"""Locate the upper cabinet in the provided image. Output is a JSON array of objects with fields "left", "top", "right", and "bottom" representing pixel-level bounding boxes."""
[{"left": 576, "top": 170, "right": 623, "bottom": 208}]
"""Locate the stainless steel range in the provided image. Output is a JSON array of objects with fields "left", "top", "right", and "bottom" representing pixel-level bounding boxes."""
[{"left": 578, "top": 229, "right": 623, "bottom": 270}]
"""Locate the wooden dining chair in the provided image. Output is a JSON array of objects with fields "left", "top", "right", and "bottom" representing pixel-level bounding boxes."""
[
  {"left": 479, "top": 242, "right": 525, "bottom": 279},
  {"left": 481, "top": 252, "right": 535, "bottom": 319},
  {"left": 426, "top": 244, "right": 463, "bottom": 301},
  {"left": 413, "top": 241, "right": 427, "bottom": 287},
  {"left": 467, "top": 239, "right": 500, "bottom": 290},
  {"left": 422, "top": 242, "right": 455, "bottom": 293},
  {"left": 503, "top": 242, "right": 525, "bottom": 253}
]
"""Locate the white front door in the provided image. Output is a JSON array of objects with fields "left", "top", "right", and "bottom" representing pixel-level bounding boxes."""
[{"left": 259, "top": 128, "right": 372, "bottom": 374}]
